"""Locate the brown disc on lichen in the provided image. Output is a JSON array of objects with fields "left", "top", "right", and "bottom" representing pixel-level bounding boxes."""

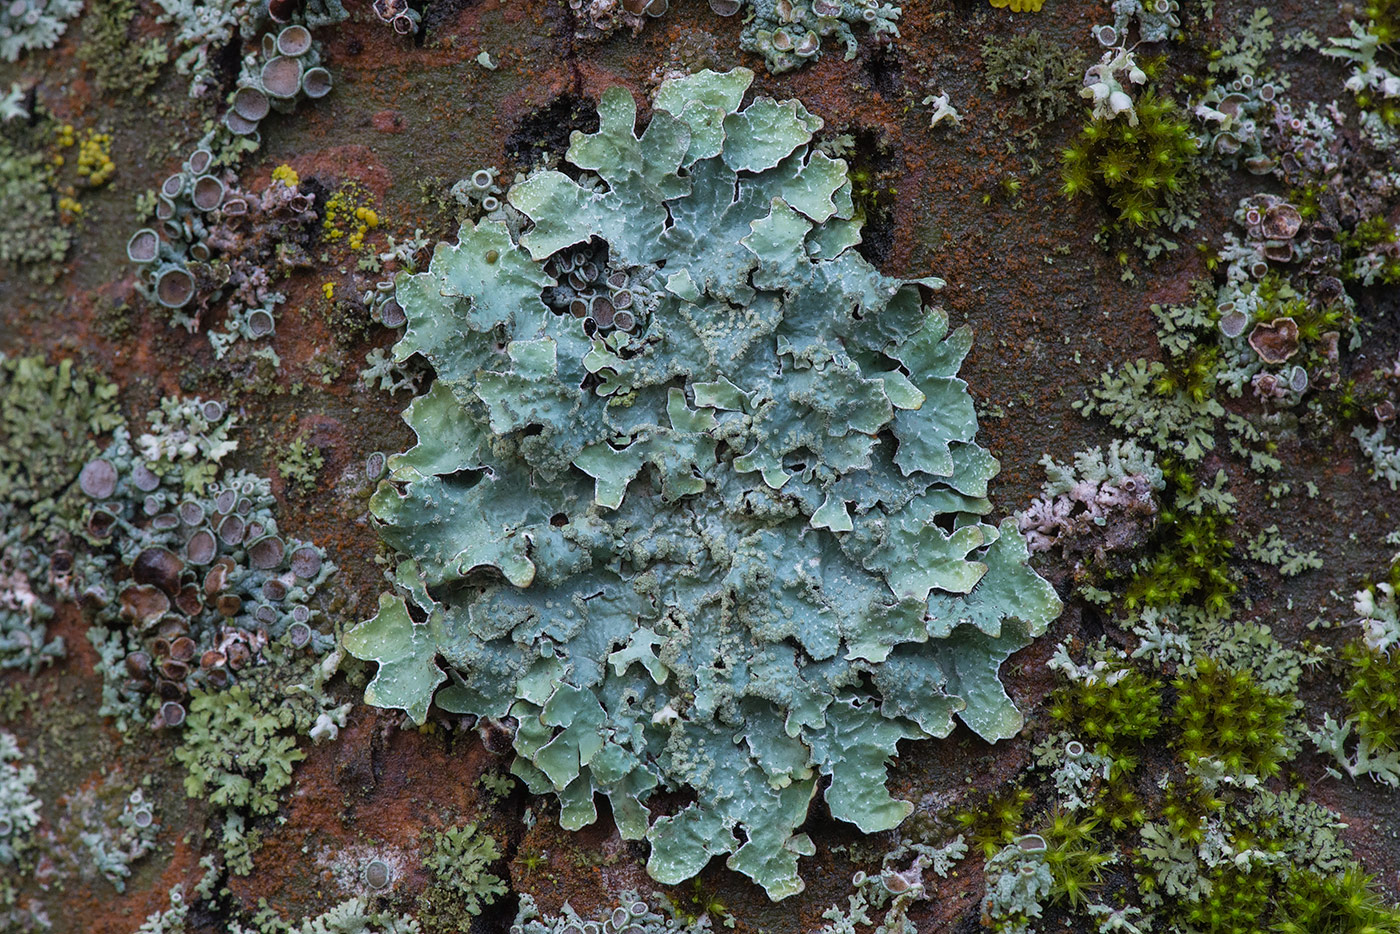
[
  {"left": 289, "top": 545, "right": 322, "bottom": 579},
  {"left": 1262, "top": 203, "right": 1302, "bottom": 240},
  {"left": 120, "top": 584, "right": 170, "bottom": 626},
  {"left": 133, "top": 547, "right": 184, "bottom": 595},
  {"left": 1248, "top": 317, "right": 1301, "bottom": 364},
  {"left": 247, "top": 535, "right": 285, "bottom": 570}
]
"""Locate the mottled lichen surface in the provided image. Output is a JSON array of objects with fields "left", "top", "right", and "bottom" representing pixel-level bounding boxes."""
[{"left": 2, "top": 1, "right": 1400, "bottom": 933}]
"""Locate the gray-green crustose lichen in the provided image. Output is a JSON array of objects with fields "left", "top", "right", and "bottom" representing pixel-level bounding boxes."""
[
  {"left": 1, "top": 121, "right": 71, "bottom": 275},
  {"left": 345, "top": 68, "right": 1061, "bottom": 899}
]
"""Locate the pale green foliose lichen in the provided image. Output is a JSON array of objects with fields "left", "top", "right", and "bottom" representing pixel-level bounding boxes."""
[
  {"left": 346, "top": 68, "right": 1060, "bottom": 899},
  {"left": 1, "top": 127, "right": 71, "bottom": 274},
  {"left": 420, "top": 822, "right": 506, "bottom": 916}
]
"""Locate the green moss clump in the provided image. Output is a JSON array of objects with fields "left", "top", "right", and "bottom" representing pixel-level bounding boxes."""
[
  {"left": 1366, "top": 0, "right": 1400, "bottom": 45},
  {"left": 1040, "top": 810, "right": 1112, "bottom": 909},
  {"left": 1187, "top": 864, "right": 1400, "bottom": 934},
  {"left": 1060, "top": 91, "right": 1199, "bottom": 230},
  {"left": 1342, "top": 639, "right": 1400, "bottom": 757},
  {"left": 1188, "top": 866, "right": 1271, "bottom": 934},
  {"left": 1171, "top": 658, "right": 1293, "bottom": 778},
  {"left": 957, "top": 786, "right": 1032, "bottom": 858},
  {"left": 1158, "top": 778, "right": 1222, "bottom": 845},
  {"left": 1121, "top": 506, "right": 1236, "bottom": 615},
  {"left": 1276, "top": 866, "right": 1400, "bottom": 934},
  {"left": 1048, "top": 666, "right": 1162, "bottom": 766}
]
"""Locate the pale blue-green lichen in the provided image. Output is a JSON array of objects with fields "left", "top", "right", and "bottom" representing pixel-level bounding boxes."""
[
  {"left": 0, "top": 731, "right": 40, "bottom": 867},
  {"left": 567, "top": 0, "right": 898, "bottom": 75},
  {"left": 74, "top": 402, "right": 340, "bottom": 736},
  {"left": 1017, "top": 440, "right": 1163, "bottom": 559},
  {"left": 1244, "top": 524, "right": 1322, "bottom": 578},
  {"left": 0, "top": 0, "right": 83, "bottom": 62},
  {"left": 1106, "top": 0, "right": 1181, "bottom": 45},
  {"left": 81, "top": 789, "right": 159, "bottom": 892},
  {"left": 1, "top": 83, "right": 25, "bottom": 121},
  {"left": 0, "top": 385, "right": 349, "bottom": 882},
  {"left": 1312, "top": 575, "right": 1400, "bottom": 785},
  {"left": 346, "top": 68, "right": 1060, "bottom": 899},
  {"left": 0, "top": 383, "right": 345, "bottom": 873},
  {"left": 979, "top": 837, "right": 1055, "bottom": 934},
  {"left": 817, "top": 838, "right": 966, "bottom": 934},
  {"left": 1325, "top": 9, "right": 1400, "bottom": 150},
  {"left": 282, "top": 899, "right": 422, "bottom": 934},
  {"left": 153, "top": 0, "right": 345, "bottom": 98},
  {"left": 1353, "top": 424, "right": 1400, "bottom": 491}
]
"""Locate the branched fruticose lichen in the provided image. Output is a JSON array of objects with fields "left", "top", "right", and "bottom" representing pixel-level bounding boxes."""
[{"left": 347, "top": 68, "right": 1060, "bottom": 898}]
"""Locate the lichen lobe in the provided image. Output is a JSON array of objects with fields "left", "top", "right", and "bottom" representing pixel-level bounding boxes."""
[{"left": 347, "top": 68, "right": 1061, "bottom": 899}]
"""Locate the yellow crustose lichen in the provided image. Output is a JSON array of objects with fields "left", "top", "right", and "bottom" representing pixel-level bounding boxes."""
[
  {"left": 76, "top": 131, "right": 115, "bottom": 186},
  {"left": 271, "top": 163, "right": 301, "bottom": 188},
  {"left": 54, "top": 126, "right": 116, "bottom": 187},
  {"left": 322, "top": 182, "right": 380, "bottom": 251}
]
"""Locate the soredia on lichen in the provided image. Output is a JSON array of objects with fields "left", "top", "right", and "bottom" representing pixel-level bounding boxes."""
[{"left": 345, "top": 68, "right": 1061, "bottom": 899}]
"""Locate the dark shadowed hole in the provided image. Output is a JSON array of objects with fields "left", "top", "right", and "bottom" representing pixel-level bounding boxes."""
[
  {"left": 859, "top": 44, "right": 903, "bottom": 98},
  {"left": 828, "top": 126, "right": 899, "bottom": 268},
  {"left": 507, "top": 94, "right": 601, "bottom": 172},
  {"left": 1079, "top": 603, "right": 1105, "bottom": 642}
]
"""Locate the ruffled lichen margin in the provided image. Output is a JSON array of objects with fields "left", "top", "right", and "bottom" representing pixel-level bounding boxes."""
[{"left": 345, "top": 68, "right": 1061, "bottom": 899}]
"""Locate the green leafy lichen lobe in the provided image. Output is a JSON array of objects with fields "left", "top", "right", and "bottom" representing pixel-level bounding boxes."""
[{"left": 347, "top": 68, "right": 1060, "bottom": 899}]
